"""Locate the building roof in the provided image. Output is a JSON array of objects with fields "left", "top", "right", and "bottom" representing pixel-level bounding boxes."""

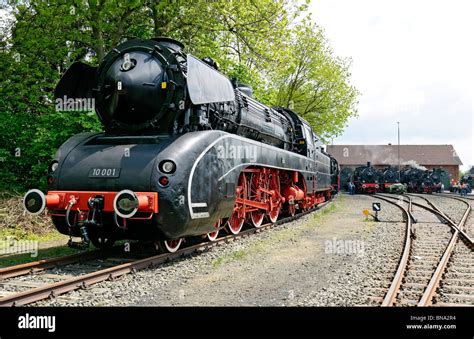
[{"left": 327, "top": 144, "right": 463, "bottom": 166}]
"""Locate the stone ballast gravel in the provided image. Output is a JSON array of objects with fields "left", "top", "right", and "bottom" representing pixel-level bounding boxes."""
[
  {"left": 33, "top": 194, "right": 409, "bottom": 307},
  {"left": 410, "top": 194, "right": 468, "bottom": 224},
  {"left": 436, "top": 198, "right": 474, "bottom": 305},
  {"left": 302, "top": 197, "right": 405, "bottom": 306}
]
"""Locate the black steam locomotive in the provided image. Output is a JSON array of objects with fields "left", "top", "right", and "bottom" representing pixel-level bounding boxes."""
[
  {"left": 400, "top": 167, "right": 443, "bottom": 193},
  {"left": 352, "top": 162, "right": 379, "bottom": 194},
  {"left": 380, "top": 166, "right": 399, "bottom": 191},
  {"left": 23, "top": 37, "right": 338, "bottom": 252},
  {"left": 420, "top": 170, "right": 442, "bottom": 193},
  {"left": 400, "top": 167, "right": 422, "bottom": 192}
]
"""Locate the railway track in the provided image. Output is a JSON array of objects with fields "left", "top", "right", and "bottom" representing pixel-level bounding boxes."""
[
  {"left": 407, "top": 194, "right": 474, "bottom": 306},
  {"left": 406, "top": 194, "right": 473, "bottom": 243},
  {"left": 0, "top": 248, "right": 118, "bottom": 280},
  {"left": 375, "top": 193, "right": 472, "bottom": 306},
  {"left": 0, "top": 241, "right": 159, "bottom": 302},
  {"left": 0, "top": 198, "right": 334, "bottom": 306}
]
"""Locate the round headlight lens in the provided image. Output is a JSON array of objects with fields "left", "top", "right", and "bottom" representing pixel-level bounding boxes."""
[
  {"left": 50, "top": 161, "right": 59, "bottom": 172},
  {"left": 113, "top": 190, "right": 139, "bottom": 219},
  {"left": 160, "top": 160, "right": 176, "bottom": 174},
  {"left": 118, "top": 195, "right": 138, "bottom": 212},
  {"left": 23, "top": 189, "right": 46, "bottom": 215}
]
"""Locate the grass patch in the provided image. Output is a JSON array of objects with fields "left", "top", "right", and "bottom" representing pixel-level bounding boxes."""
[
  {"left": 310, "top": 201, "right": 339, "bottom": 227},
  {"left": 212, "top": 249, "right": 247, "bottom": 268},
  {"left": 313, "top": 202, "right": 337, "bottom": 219},
  {"left": 0, "top": 227, "right": 64, "bottom": 242}
]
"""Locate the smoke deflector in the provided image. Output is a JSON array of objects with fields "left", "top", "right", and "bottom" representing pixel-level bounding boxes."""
[{"left": 186, "top": 54, "right": 236, "bottom": 105}]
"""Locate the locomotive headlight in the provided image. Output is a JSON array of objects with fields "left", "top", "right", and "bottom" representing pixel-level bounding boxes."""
[
  {"left": 23, "top": 189, "right": 46, "bottom": 215},
  {"left": 159, "top": 160, "right": 176, "bottom": 174},
  {"left": 50, "top": 161, "right": 59, "bottom": 173},
  {"left": 114, "top": 190, "right": 139, "bottom": 219}
]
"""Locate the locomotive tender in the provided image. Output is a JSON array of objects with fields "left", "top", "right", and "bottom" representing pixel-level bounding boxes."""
[{"left": 23, "top": 37, "right": 338, "bottom": 252}]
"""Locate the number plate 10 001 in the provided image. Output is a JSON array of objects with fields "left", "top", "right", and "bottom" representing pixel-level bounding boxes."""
[{"left": 89, "top": 168, "right": 121, "bottom": 178}]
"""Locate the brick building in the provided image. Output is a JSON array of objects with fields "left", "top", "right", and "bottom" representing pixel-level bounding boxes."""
[{"left": 327, "top": 144, "right": 462, "bottom": 187}]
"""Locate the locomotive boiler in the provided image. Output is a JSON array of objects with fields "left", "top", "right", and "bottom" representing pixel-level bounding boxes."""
[{"left": 23, "top": 37, "right": 337, "bottom": 252}]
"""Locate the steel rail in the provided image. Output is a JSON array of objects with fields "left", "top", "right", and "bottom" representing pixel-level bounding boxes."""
[
  {"left": 376, "top": 193, "right": 472, "bottom": 306},
  {"left": 405, "top": 193, "right": 473, "bottom": 245},
  {"left": 418, "top": 201, "right": 470, "bottom": 306},
  {"left": 402, "top": 193, "right": 472, "bottom": 306},
  {"left": 0, "top": 249, "right": 109, "bottom": 280},
  {"left": 373, "top": 194, "right": 412, "bottom": 307},
  {"left": 384, "top": 193, "right": 472, "bottom": 245},
  {"left": 379, "top": 193, "right": 472, "bottom": 245},
  {"left": 0, "top": 198, "right": 335, "bottom": 306}
]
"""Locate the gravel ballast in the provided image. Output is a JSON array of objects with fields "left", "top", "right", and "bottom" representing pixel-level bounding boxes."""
[{"left": 34, "top": 194, "right": 408, "bottom": 307}]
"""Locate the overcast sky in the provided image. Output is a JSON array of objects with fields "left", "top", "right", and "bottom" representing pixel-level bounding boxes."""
[{"left": 310, "top": 0, "right": 473, "bottom": 170}]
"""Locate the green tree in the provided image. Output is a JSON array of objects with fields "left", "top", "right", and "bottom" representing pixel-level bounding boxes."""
[
  {"left": 0, "top": 0, "right": 358, "bottom": 191},
  {"left": 275, "top": 22, "right": 359, "bottom": 142}
]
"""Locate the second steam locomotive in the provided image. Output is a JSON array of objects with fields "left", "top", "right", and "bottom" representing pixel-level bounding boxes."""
[
  {"left": 23, "top": 37, "right": 339, "bottom": 252},
  {"left": 348, "top": 162, "right": 445, "bottom": 194}
]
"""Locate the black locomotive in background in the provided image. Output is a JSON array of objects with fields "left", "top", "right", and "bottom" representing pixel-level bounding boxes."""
[
  {"left": 23, "top": 37, "right": 339, "bottom": 252},
  {"left": 347, "top": 162, "right": 445, "bottom": 194},
  {"left": 352, "top": 162, "right": 380, "bottom": 194},
  {"left": 400, "top": 167, "right": 444, "bottom": 193}
]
